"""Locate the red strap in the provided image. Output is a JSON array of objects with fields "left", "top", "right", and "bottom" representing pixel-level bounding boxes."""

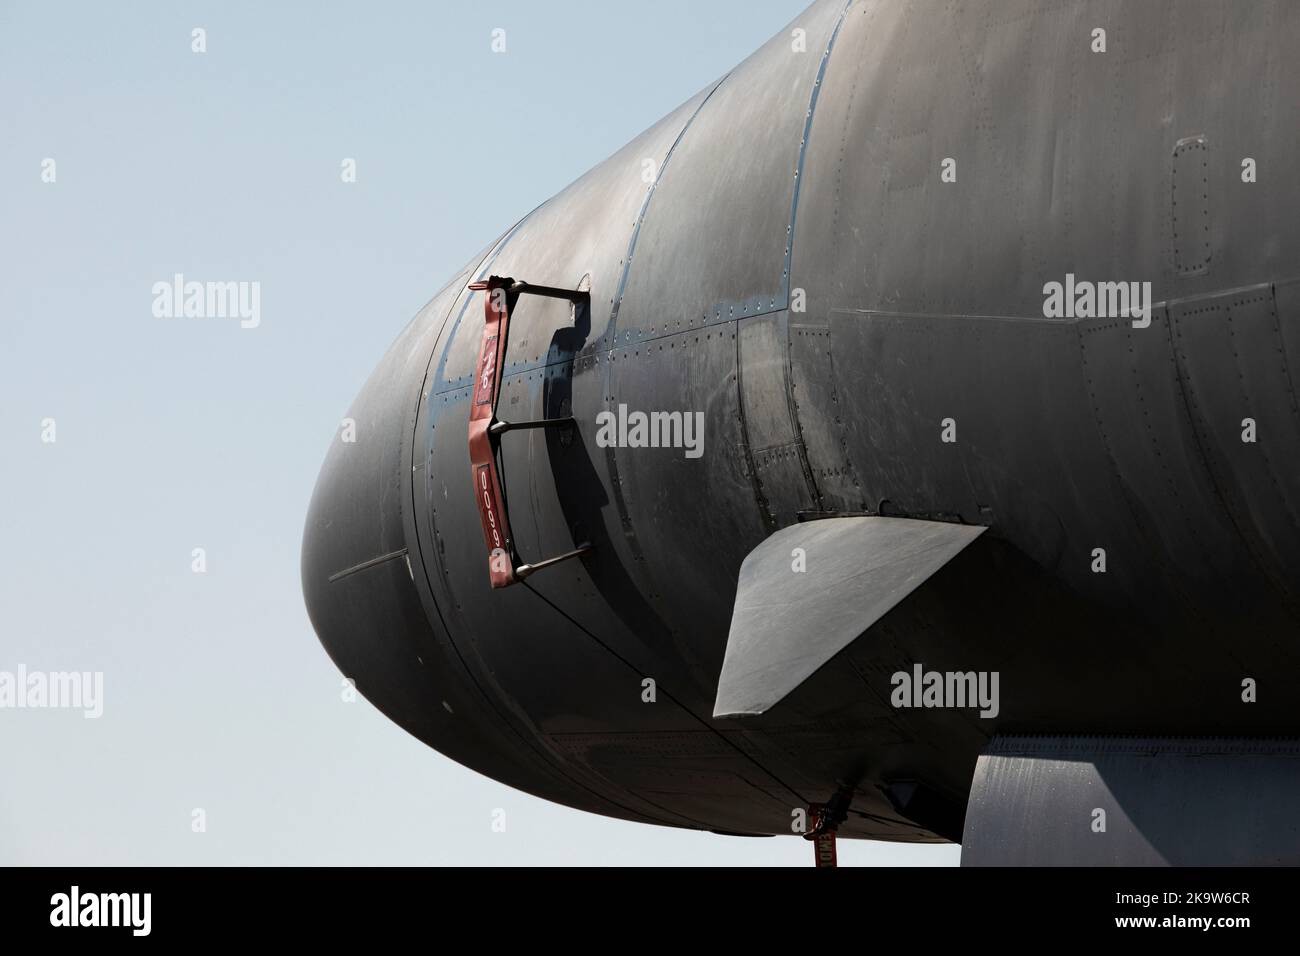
[
  {"left": 467, "top": 279, "right": 516, "bottom": 588},
  {"left": 813, "top": 829, "right": 837, "bottom": 867},
  {"left": 805, "top": 801, "right": 843, "bottom": 868}
]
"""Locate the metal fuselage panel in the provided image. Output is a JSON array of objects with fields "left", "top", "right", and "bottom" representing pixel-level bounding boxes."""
[{"left": 304, "top": 0, "right": 1300, "bottom": 840}]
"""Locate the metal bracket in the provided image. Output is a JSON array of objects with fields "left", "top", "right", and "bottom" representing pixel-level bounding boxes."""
[{"left": 467, "top": 275, "right": 592, "bottom": 588}]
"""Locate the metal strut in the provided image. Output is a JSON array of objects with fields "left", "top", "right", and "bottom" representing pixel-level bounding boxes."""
[{"left": 467, "top": 275, "right": 592, "bottom": 588}]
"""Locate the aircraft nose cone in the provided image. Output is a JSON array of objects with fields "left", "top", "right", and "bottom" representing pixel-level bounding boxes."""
[
  {"left": 299, "top": 320, "right": 610, "bottom": 810},
  {"left": 300, "top": 331, "right": 452, "bottom": 745}
]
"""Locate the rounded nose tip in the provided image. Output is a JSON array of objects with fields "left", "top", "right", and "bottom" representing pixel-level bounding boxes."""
[
  {"left": 298, "top": 332, "right": 578, "bottom": 801},
  {"left": 299, "top": 373, "right": 421, "bottom": 718},
  {"left": 299, "top": 335, "right": 472, "bottom": 754},
  {"left": 301, "top": 312, "right": 662, "bottom": 825}
]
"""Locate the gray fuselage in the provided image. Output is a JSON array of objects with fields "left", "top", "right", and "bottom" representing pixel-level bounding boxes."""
[{"left": 303, "top": 0, "right": 1300, "bottom": 843}]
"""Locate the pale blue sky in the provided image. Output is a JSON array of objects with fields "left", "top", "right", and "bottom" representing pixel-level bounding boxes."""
[{"left": 0, "top": 0, "right": 959, "bottom": 866}]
